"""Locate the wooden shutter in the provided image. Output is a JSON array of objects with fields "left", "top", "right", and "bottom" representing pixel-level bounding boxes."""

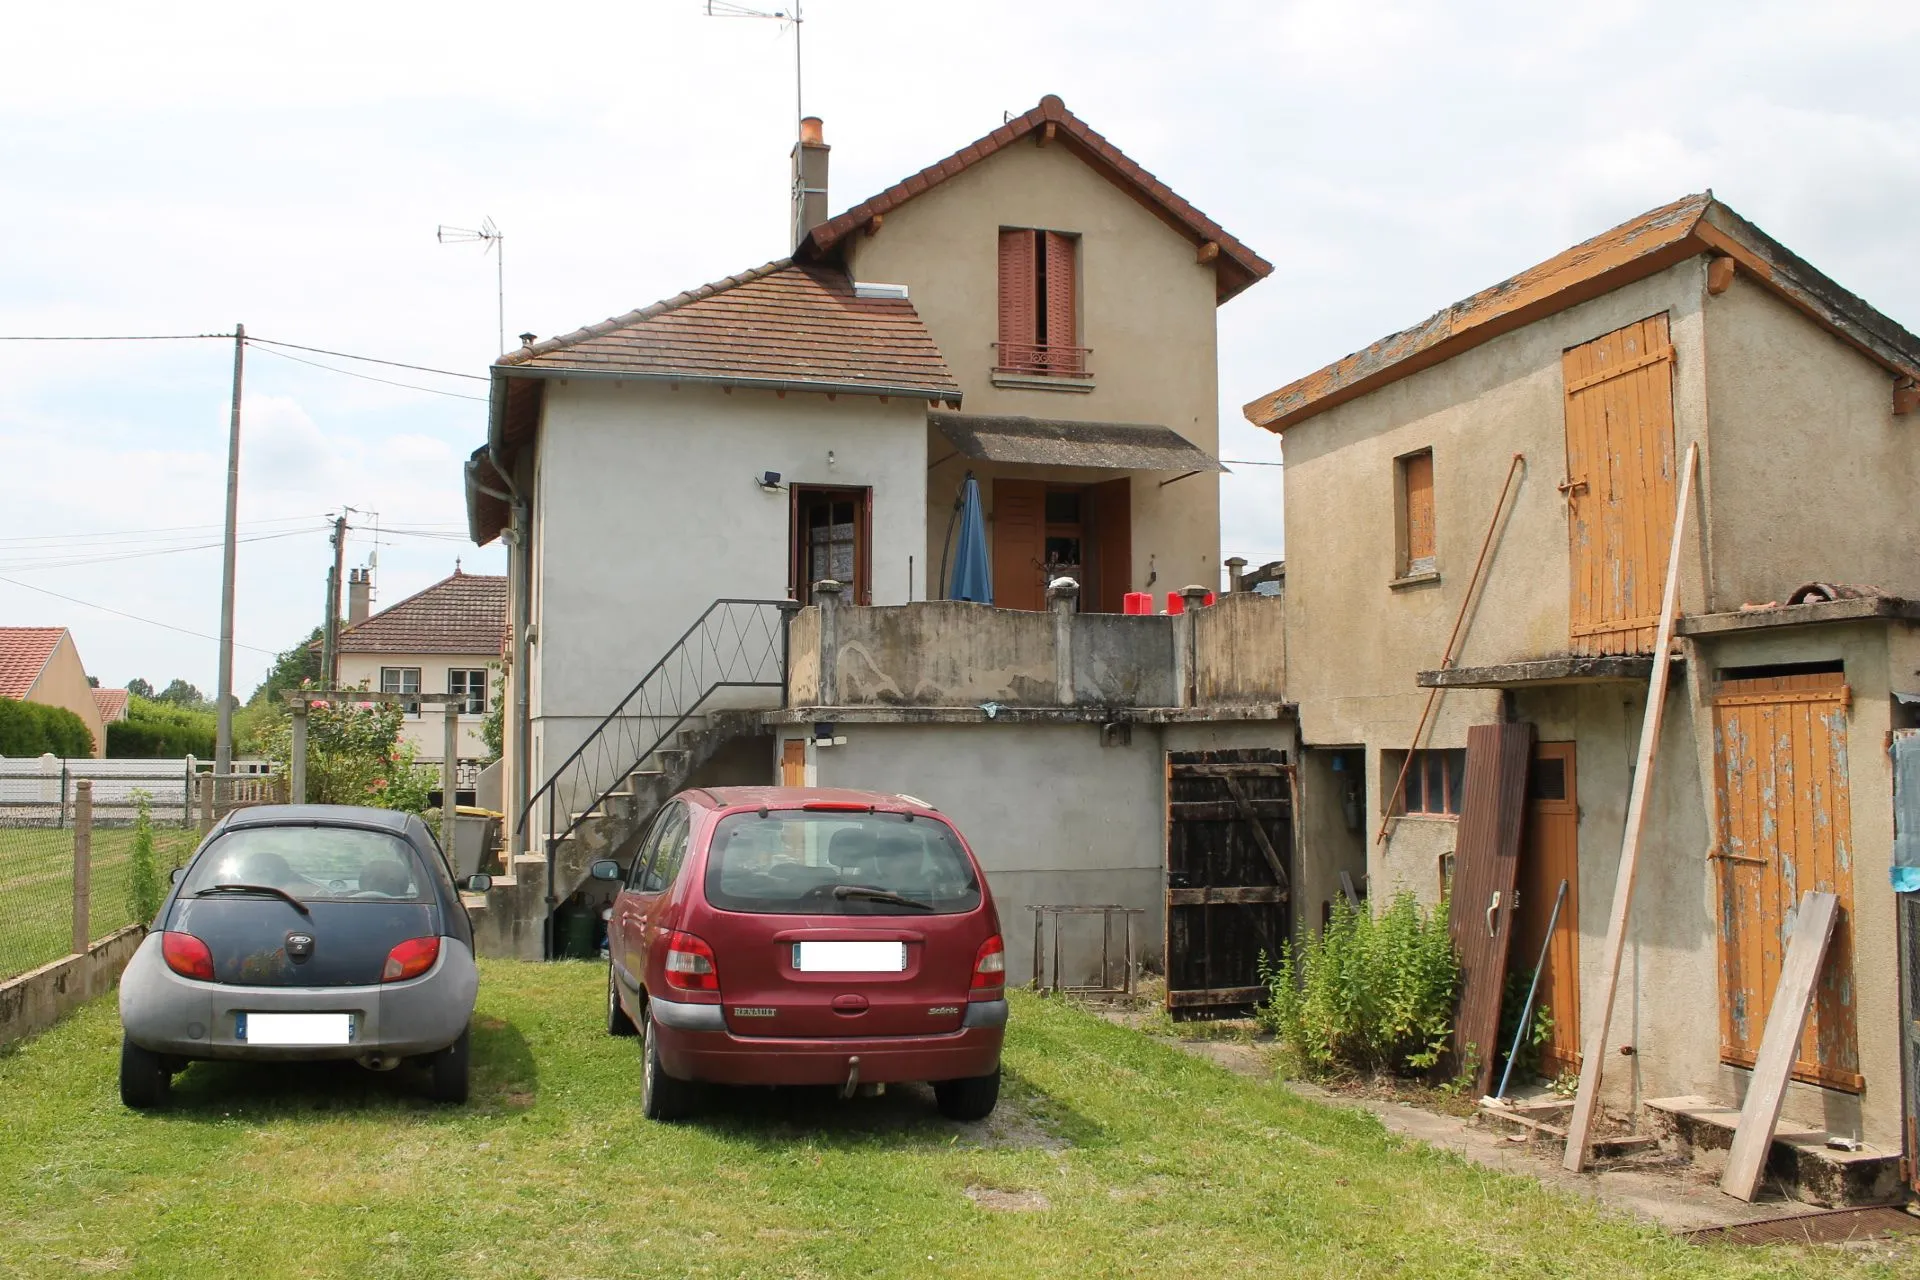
[
  {"left": 1402, "top": 451, "right": 1435, "bottom": 571},
  {"left": 1042, "top": 231, "right": 1077, "bottom": 365},
  {"left": 990, "top": 479, "right": 1046, "bottom": 611},
  {"left": 1447, "top": 721, "right": 1534, "bottom": 1095},
  {"left": 1563, "top": 315, "right": 1677, "bottom": 655},
  {"left": 997, "top": 230, "right": 1037, "bottom": 360},
  {"left": 1089, "top": 477, "right": 1132, "bottom": 613}
]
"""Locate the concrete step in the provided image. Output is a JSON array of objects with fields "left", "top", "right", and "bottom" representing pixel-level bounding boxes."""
[
  {"left": 512, "top": 852, "right": 549, "bottom": 865},
  {"left": 459, "top": 892, "right": 489, "bottom": 912},
  {"left": 1644, "top": 1095, "right": 1903, "bottom": 1207}
]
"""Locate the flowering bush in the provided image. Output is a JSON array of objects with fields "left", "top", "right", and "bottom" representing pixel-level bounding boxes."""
[{"left": 259, "top": 687, "right": 438, "bottom": 813}]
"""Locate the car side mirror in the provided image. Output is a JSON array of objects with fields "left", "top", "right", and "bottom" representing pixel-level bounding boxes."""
[
  {"left": 170, "top": 866, "right": 186, "bottom": 885},
  {"left": 589, "top": 859, "right": 624, "bottom": 882},
  {"left": 462, "top": 873, "right": 494, "bottom": 892}
]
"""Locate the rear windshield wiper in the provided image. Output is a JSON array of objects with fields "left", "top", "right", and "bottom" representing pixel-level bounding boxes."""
[
  {"left": 193, "top": 883, "right": 311, "bottom": 915},
  {"left": 832, "top": 885, "right": 933, "bottom": 911}
]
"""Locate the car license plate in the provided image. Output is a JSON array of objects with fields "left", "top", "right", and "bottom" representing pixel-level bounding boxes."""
[
  {"left": 792, "top": 941, "right": 906, "bottom": 973},
  {"left": 236, "top": 1012, "right": 354, "bottom": 1046}
]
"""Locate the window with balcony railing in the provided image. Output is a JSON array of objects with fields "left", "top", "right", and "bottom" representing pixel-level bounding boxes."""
[{"left": 996, "top": 227, "right": 1088, "bottom": 378}]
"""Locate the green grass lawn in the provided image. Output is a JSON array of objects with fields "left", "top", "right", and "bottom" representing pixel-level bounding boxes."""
[
  {"left": 0, "top": 963, "right": 1900, "bottom": 1279},
  {"left": 0, "top": 826, "right": 200, "bottom": 980}
]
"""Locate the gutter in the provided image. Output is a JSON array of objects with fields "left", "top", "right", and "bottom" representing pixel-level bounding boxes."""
[
  {"left": 488, "top": 362, "right": 961, "bottom": 406},
  {"left": 476, "top": 368, "right": 535, "bottom": 891}
]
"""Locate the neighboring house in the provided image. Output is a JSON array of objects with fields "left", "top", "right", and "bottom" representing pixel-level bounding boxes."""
[
  {"left": 332, "top": 569, "right": 506, "bottom": 768},
  {"left": 1244, "top": 192, "right": 1920, "bottom": 1182},
  {"left": 463, "top": 95, "right": 1277, "bottom": 970},
  {"left": 0, "top": 626, "right": 106, "bottom": 758},
  {"left": 92, "top": 686, "right": 129, "bottom": 727}
]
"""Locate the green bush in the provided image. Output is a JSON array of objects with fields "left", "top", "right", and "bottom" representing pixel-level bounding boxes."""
[
  {"left": 0, "top": 696, "right": 94, "bottom": 758},
  {"left": 106, "top": 695, "right": 216, "bottom": 758},
  {"left": 257, "top": 690, "right": 436, "bottom": 814},
  {"left": 125, "top": 791, "right": 164, "bottom": 927},
  {"left": 1256, "top": 891, "right": 1461, "bottom": 1080}
]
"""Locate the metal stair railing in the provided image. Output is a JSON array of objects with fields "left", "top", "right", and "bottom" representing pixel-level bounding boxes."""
[{"left": 520, "top": 598, "right": 798, "bottom": 909}]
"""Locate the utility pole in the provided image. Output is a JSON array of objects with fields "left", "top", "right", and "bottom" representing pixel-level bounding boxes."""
[
  {"left": 214, "top": 324, "right": 244, "bottom": 794},
  {"left": 322, "top": 514, "right": 347, "bottom": 684}
]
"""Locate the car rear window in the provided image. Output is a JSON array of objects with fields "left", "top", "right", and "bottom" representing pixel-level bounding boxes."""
[
  {"left": 703, "top": 810, "right": 982, "bottom": 916},
  {"left": 181, "top": 825, "right": 425, "bottom": 903}
]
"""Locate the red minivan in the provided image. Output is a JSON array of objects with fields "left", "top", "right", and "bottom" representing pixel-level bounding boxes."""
[{"left": 590, "top": 787, "right": 1007, "bottom": 1122}]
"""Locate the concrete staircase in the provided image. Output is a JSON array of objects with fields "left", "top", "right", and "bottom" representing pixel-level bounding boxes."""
[{"left": 468, "top": 709, "right": 763, "bottom": 959}]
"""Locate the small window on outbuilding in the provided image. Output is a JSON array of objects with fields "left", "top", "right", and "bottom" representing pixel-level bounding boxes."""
[
  {"left": 1396, "top": 449, "right": 1436, "bottom": 578},
  {"left": 1384, "top": 747, "right": 1465, "bottom": 817}
]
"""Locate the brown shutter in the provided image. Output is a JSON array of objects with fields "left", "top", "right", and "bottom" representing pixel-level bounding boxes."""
[
  {"left": 1089, "top": 477, "right": 1131, "bottom": 613},
  {"left": 990, "top": 479, "right": 1046, "bottom": 611},
  {"left": 997, "top": 230, "right": 1037, "bottom": 364},
  {"left": 1447, "top": 721, "right": 1535, "bottom": 1095},
  {"left": 1403, "top": 451, "right": 1435, "bottom": 570},
  {"left": 1042, "top": 231, "right": 1077, "bottom": 366}
]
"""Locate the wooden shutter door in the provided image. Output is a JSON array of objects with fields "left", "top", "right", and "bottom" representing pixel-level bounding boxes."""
[
  {"left": 997, "top": 230, "right": 1037, "bottom": 365},
  {"left": 1403, "top": 452, "right": 1435, "bottom": 572},
  {"left": 990, "top": 479, "right": 1046, "bottom": 611},
  {"left": 1562, "top": 314, "right": 1677, "bottom": 655},
  {"left": 1712, "top": 672, "right": 1861, "bottom": 1090},
  {"left": 1042, "top": 231, "right": 1077, "bottom": 371},
  {"left": 1447, "top": 722, "right": 1534, "bottom": 1094},
  {"left": 1088, "top": 477, "right": 1131, "bottom": 613}
]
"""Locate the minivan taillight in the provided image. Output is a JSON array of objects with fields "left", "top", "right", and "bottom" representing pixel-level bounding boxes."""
[
  {"left": 663, "top": 930, "right": 721, "bottom": 1001},
  {"left": 162, "top": 931, "right": 215, "bottom": 981},
  {"left": 382, "top": 936, "right": 440, "bottom": 983},
  {"left": 970, "top": 934, "right": 1005, "bottom": 1000}
]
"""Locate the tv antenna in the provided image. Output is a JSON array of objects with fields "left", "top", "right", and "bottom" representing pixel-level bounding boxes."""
[
  {"left": 436, "top": 217, "right": 505, "bottom": 355},
  {"left": 705, "top": 1, "right": 805, "bottom": 134}
]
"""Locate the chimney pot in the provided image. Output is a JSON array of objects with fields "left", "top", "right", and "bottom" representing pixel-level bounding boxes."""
[
  {"left": 800, "top": 116, "right": 824, "bottom": 145},
  {"left": 518, "top": 332, "right": 537, "bottom": 347}
]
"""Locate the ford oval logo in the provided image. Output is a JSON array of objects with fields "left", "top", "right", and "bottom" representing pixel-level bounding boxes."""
[{"left": 285, "top": 932, "right": 315, "bottom": 959}]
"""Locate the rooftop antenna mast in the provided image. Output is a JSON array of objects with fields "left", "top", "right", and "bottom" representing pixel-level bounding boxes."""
[
  {"left": 436, "top": 217, "right": 505, "bottom": 355},
  {"left": 706, "top": 0, "right": 804, "bottom": 134}
]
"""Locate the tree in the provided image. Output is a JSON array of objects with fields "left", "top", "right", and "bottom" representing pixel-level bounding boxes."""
[
  {"left": 481, "top": 666, "right": 505, "bottom": 763},
  {"left": 126, "top": 678, "right": 153, "bottom": 699},
  {"left": 257, "top": 695, "right": 435, "bottom": 813},
  {"left": 156, "top": 680, "right": 206, "bottom": 709},
  {"left": 87, "top": 675, "right": 100, "bottom": 688},
  {"left": 247, "top": 627, "right": 323, "bottom": 707}
]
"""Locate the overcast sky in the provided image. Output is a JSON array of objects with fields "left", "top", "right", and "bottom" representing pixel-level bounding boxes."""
[{"left": 3, "top": 0, "right": 1915, "bottom": 698}]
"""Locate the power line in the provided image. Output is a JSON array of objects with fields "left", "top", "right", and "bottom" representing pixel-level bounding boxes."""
[
  {"left": 246, "top": 343, "right": 489, "bottom": 402},
  {"left": 0, "top": 514, "right": 328, "bottom": 546},
  {"left": 1222, "top": 459, "right": 1283, "bottom": 467},
  {"left": 0, "top": 332, "right": 232, "bottom": 341},
  {"left": 245, "top": 337, "right": 487, "bottom": 381},
  {"left": 0, "top": 574, "right": 277, "bottom": 655},
  {"left": 0, "top": 527, "right": 316, "bottom": 573}
]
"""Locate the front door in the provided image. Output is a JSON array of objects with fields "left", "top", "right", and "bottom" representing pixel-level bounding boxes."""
[
  {"left": 791, "top": 486, "right": 871, "bottom": 605},
  {"left": 989, "top": 478, "right": 1131, "bottom": 612},
  {"left": 1515, "top": 741, "right": 1581, "bottom": 1077},
  {"left": 1562, "top": 314, "right": 1677, "bottom": 656}
]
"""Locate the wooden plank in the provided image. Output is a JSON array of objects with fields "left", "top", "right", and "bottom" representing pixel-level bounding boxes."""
[
  {"left": 1563, "top": 344, "right": 1674, "bottom": 395},
  {"left": 1168, "top": 886, "right": 1288, "bottom": 906},
  {"left": 1221, "top": 774, "right": 1291, "bottom": 893},
  {"left": 1447, "top": 721, "right": 1534, "bottom": 1094},
  {"left": 1339, "top": 870, "right": 1362, "bottom": 907},
  {"left": 1564, "top": 440, "right": 1698, "bottom": 1172},
  {"left": 1167, "top": 985, "right": 1267, "bottom": 1008},
  {"left": 1168, "top": 799, "right": 1289, "bottom": 821},
  {"left": 1170, "top": 762, "right": 1291, "bottom": 778},
  {"left": 1722, "top": 891, "right": 1841, "bottom": 1201}
]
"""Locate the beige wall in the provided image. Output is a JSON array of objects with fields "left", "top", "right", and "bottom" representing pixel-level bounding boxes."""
[
  {"left": 27, "top": 633, "right": 106, "bottom": 758},
  {"left": 844, "top": 139, "right": 1225, "bottom": 598},
  {"left": 336, "top": 651, "right": 496, "bottom": 761}
]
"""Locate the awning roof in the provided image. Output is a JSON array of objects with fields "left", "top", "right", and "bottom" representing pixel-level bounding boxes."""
[{"left": 930, "top": 412, "right": 1224, "bottom": 472}]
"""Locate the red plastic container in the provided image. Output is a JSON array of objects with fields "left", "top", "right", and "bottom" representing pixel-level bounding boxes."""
[
  {"left": 1165, "top": 593, "right": 1184, "bottom": 615},
  {"left": 1122, "top": 592, "right": 1152, "bottom": 615}
]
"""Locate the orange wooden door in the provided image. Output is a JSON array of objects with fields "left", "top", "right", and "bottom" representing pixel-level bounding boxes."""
[
  {"left": 1562, "top": 315, "right": 1677, "bottom": 655},
  {"left": 780, "top": 738, "right": 806, "bottom": 787},
  {"left": 991, "top": 479, "right": 1046, "bottom": 611},
  {"left": 1088, "top": 477, "right": 1132, "bottom": 614},
  {"left": 1712, "top": 671, "right": 1861, "bottom": 1091},
  {"left": 1515, "top": 741, "right": 1581, "bottom": 1076}
]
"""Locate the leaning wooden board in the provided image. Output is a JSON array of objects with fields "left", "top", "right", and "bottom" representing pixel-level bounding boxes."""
[{"left": 1721, "top": 891, "right": 1840, "bottom": 1201}]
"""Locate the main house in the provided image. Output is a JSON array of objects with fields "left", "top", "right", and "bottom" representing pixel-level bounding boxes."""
[
  {"left": 1245, "top": 192, "right": 1920, "bottom": 1196},
  {"left": 463, "top": 96, "right": 1287, "bottom": 976}
]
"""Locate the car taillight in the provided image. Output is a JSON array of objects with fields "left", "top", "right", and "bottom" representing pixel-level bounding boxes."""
[
  {"left": 382, "top": 936, "right": 441, "bottom": 983},
  {"left": 162, "top": 931, "right": 215, "bottom": 981},
  {"left": 663, "top": 930, "right": 720, "bottom": 999},
  {"left": 970, "top": 934, "right": 1005, "bottom": 999}
]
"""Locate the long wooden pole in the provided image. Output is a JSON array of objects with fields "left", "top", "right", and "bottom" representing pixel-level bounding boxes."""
[{"left": 1563, "top": 441, "right": 1698, "bottom": 1172}]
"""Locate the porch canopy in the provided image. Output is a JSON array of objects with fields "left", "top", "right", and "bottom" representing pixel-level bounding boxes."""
[{"left": 930, "top": 412, "right": 1226, "bottom": 473}]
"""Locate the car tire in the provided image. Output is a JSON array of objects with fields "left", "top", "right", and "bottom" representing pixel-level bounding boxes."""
[
  {"left": 119, "top": 1036, "right": 170, "bottom": 1110},
  {"left": 934, "top": 1069, "right": 1000, "bottom": 1122},
  {"left": 607, "top": 966, "right": 637, "bottom": 1037},
  {"left": 639, "top": 1002, "right": 694, "bottom": 1122},
  {"left": 428, "top": 1028, "right": 471, "bottom": 1104}
]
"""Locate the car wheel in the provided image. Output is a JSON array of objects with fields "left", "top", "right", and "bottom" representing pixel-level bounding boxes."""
[
  {"left": 119, "top": 1036, "right": 170, "bottom": 1110},
  {"left": 428, "top": 1028, "right": 471, "bottom": 1104},
  {"left": 607, "top": 965, "right": 637, "bottom": 1037},
  {"left": 639, "top": 1002, "right": 694, "bottom": 1122},
  {"left": 934, "top": 1068, "right": 1000, "bottom": 1122}
]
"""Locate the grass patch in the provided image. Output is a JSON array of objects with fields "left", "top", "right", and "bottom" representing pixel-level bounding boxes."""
[
  {"left": 0, "top": 963, "right": 1899, "bottom": 1278},
  {"left": 0, "top": 826, "right": 200, "bottom": 979}
]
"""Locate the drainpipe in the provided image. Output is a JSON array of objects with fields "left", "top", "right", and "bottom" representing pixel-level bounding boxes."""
[{"left": 474, "top": 368, "right": 534, "bottom": 862}]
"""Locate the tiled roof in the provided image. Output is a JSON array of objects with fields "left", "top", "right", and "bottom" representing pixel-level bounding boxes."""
[
  {"left": 92, "top": 687, "right": 129, "bottom": 723},
  {"left": 336, "top": 572, "right": 508, "bottom": 656},
  {"left": 1246, "top": 192, "right": 1920, "bottom": 433},
  {"left": 0, "top": 627, "right": 64, "bottom": 700},
  {"left": 797, "top": 95, "right": 1272, "bottom": 304},
  {"left": 496, "top": 260, "right": 961, "bottom": 400}
]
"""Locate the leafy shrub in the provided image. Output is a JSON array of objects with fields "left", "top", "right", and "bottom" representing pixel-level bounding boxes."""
[
  {"left": 0, "top": 696, "right": 94, "bottom": 758},
  {"left": 1256, "top": 891, "right": 1461, "bottom": 1080},
  {"left": 257, "top": 691, "right": 436, "bottom": 813},
  {"left": 1494, "top": 966, "right": 1555, "bottom": 1088},
  {"left": 107, "top": 695, "right": 216, "bottom": 758},
  {"left": 480, "top": 666, "right": 505, "bottom": 764},
  {"left": 125, "top": 791, "right": 164, "bottom": 926}
]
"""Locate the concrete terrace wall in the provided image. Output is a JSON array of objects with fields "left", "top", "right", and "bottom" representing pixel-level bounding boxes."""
[{"left": 1194, "top": 593, "right": 1286, "bottom": 703}]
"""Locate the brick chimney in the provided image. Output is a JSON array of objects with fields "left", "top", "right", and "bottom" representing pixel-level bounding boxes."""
[
  {"left": 791, "top": 116, "right": 829, "bottom": 251},
  {"left": 347, "top": 567, "right": 371, "bottom": 626}
]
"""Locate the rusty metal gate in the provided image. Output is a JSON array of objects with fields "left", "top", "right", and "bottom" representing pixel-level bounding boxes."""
[
  {"left": 1895, "top": 731, "right": 1920, "bottom": 1194},
  {"left": 1165, "top": 748, "right": 1292, "bottom": 1017}
]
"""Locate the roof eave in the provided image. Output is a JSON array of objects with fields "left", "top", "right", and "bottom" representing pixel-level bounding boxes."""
[{"left": 487, "top": 362, "right": 962, "bottom": 405}]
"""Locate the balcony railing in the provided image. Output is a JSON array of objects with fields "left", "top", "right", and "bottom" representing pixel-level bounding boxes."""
[{"left": 993, "top": 342, "right": 1093, "bottom": 378}]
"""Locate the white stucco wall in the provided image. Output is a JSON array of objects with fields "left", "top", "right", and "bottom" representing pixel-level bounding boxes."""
[{"left": 336, "top": 651, "right": 495, "bottom": 762}]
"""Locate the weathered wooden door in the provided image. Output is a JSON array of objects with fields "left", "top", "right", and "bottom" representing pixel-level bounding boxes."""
[
  {"left": 1449, "top": 723, "right": 1534, "bottom": 1092},
  {"left": 1563, "top": 314, "right": 1677, "bottom": 656},
  {"left": 1712, "top": 670, "right": 1861, "bottom": 1090},
  {"left": 1165, "top": 748, "right": 1292, "bottom": 1017},
  {"left": 779, "top": 738, "right": 806, "bottom": 787},
  {"left": 990, "top": 479, "right": 1045, "bottom": 611},
  {"left": 1515, "top": 741, "right": 1581, "bottom": 1076}
]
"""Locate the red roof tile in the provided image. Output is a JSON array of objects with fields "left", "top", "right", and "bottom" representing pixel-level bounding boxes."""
[
  {"left": 797, "top": 95, "right": 1272, "bottom": 304},
  {"left": 92, "top": 687, "right": 129, "bottom": 723},
  {"left": 0, "top": 627, "right": 64, "bottom": 700},
  {"left": 497, "top": 260, "right": 960, "bottom": 400},
  {"left": 337, "top": 572, "right": 508, "bottom": 656}
]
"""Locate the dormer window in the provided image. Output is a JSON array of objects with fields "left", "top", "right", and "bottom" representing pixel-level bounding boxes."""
[{"left": 996, "top": 228, "right": 1086, "bottom": 377}]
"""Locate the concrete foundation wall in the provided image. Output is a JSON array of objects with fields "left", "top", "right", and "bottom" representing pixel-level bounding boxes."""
[{"left": 0, "top": 925, "right": 143, "bottom": 1049}]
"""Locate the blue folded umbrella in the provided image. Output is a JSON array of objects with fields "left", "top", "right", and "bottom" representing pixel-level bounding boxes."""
[{"left": 948, "top": 474, "right": 993, "bottom": 604}]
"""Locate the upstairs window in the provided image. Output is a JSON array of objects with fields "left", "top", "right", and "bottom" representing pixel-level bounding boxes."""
[
  {"left": 448, "top": 668, "right": 487, "bottom": 716},
  {"left": 997, "top": 228, "right": 1084, "bottom": 377},
  {"left": 1396, "top": 449, "right": 1436, "bottom": 578}
]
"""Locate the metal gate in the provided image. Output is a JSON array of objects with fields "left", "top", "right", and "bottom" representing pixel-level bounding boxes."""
[
  {"left": 1892, "top": 730, "right": 1920, "bottom": 1192},
  {"left": 1164, "top": 748, "right": 1293, "bottom": 1017}
]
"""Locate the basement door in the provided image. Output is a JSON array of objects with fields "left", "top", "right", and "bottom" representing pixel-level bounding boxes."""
[
  {"left": 1712, "top": 670, "right": 1861, "bottom": 1091},
  {"left": 1563, "top": 314, "right": 1677, "bottom": 656},
  {"left": 1165, "top": 749, "right": 1293, "bottom": 1018},
  {"left": 1514, "top": 741, "right": 1581, "bottom": 1077}
]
